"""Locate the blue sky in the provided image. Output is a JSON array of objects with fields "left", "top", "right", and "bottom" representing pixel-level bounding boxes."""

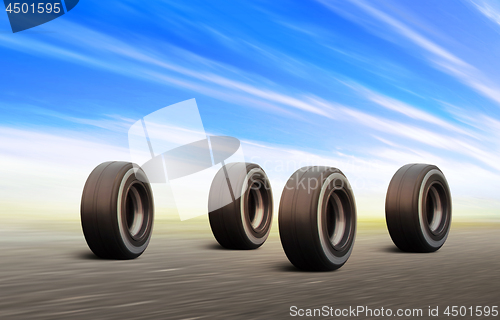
[{"left": 1, "top": 0, "right": 500, "bottom": 221}]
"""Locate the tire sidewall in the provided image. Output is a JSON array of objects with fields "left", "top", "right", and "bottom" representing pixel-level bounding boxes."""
[
  {"left": 115, "top": 165, "right": 154, "bottom": 257},
  {"left": 415, "top": 168, "right": 451, "bottom": 250},
  {"left": 315, "top": 170, "right": 357, "bottom": 267},
  {"left": 239, "top": 166, "right": 273, "bottom": 246}
]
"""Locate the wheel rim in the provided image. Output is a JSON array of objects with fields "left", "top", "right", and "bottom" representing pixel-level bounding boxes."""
[
  {"left": 316, "top": 171, "right": 356, "bottom": 266},
  {"left": 425, "top": 182, "right": 448, "bottom": 234},
  {"left": 124, "top": 182, "right": 151, "bottom": 240},
  {"left": 326, "top": 192, "right": 347, "bottom": 247},
  {"left": 248, "top": 183, "right": 266, "bottom": 230},
  {"left": 239, "top": 167, "right": 273, "bottom": 246}
]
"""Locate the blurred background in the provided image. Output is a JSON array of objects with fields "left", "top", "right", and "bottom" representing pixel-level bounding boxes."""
[
  {"left": 1, "top": 0, "right": 500, "bottom": 225},
  {"left": 2, "top": 2, "right": 500, "bottom": 319}
]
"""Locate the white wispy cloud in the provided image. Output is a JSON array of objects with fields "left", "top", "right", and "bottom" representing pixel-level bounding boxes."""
[
  {"left": 469, "top": 0, "right": 500, "bottom": 26},
  {"left": 347, "top": 0, "right": 468, "bottom": 67},
  {"left": 439, "top": 100, "right": 500, "bottom": 145},
  {"left": 318, "top": 0, "right": 500, "bottom": 107},
  {"left": 3, "top": 20, "right": 492, "bottom": 172},
  {"left": 25, "top": 105, "right": 136, "bottom": 132},
  {"left": 341, "top": 81, "right": 475, "bottom": 137}
]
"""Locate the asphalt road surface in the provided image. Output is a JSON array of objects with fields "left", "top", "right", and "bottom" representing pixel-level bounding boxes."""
[{"left": 1, "top": 219, "right": 499, "bottom": 320}]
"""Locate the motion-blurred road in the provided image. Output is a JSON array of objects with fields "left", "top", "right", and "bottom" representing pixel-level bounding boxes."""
[{"left": 1, "top": 219, "right": 499, "bottom": 319}]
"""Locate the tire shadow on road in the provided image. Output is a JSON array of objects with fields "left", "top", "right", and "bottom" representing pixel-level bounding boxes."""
[
  {"left": 204, "top": 243, "right": 230, "bottom": 251},
  {"left": 273, "top": 262, "right": 327, "bottom": 273},
  {"left": 75, "top": 251, "right": 102, "bottom": 260},
  {"left": 381, "top": 246, "right": 411, "bottom": 254}
]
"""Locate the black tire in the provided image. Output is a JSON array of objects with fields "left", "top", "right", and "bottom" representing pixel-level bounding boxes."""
[
  {"left": 279, "top": 166, "right": 357, "bottom": 271},
  {"left": 208, "top": 163, "right": 273, "bottom": 249},
  {"left": 81, "top": 161, "right": 154, "bottom": 259},
  {"left": 386, "top": 164, "right": 452, "bottom": 252}
]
